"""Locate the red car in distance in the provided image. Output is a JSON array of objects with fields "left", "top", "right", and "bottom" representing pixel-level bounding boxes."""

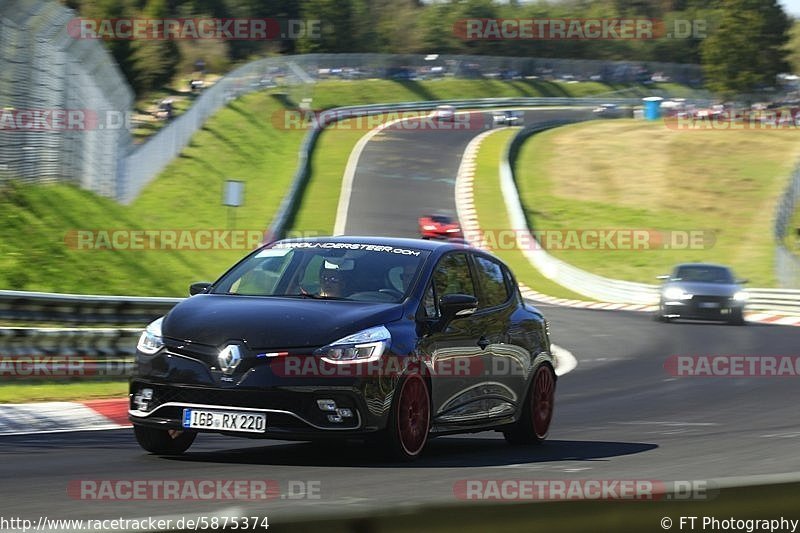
[{"left": 418, "top": 214, "right": 463, "bottom": 240}]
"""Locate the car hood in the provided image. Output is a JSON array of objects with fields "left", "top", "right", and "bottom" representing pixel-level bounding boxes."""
[
  {"left": 664, "top": 281, "right": 740, "bottom": 297},
  {"left": 162, "top": 294, "right": 404, "bottom": 349}
]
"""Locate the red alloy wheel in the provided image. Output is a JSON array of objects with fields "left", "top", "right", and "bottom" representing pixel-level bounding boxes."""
[
  {"left": 531, "top": 365, "right": 555, "bottom": 439},
  {"left": 396, "top": 374, "right": 430, "bottom": 457}
]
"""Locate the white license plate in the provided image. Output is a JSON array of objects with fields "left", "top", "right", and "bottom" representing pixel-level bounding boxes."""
[
  {"left": 699, "top": 302, "right": 720, "bottom": 309},
  {"left": 182, "top": 409, "right": 266, "bottom": 433}
]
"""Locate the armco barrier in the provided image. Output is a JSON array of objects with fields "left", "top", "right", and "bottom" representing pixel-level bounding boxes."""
[
  {"left": 0, "top": 290, "right": 180, "bottom": 326},
  {"left": 0, "top": 290, "right": 178, "bottom": 378},
  {"left": 495, "top": 122, "right": 800, "bottom": 313}
]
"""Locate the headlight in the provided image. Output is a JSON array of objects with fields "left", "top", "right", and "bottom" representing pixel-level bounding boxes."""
[
  {"left": 423, "top": 225, "right": 436, "bottom": 230},
  {"left": 664, "top": 287, "right": 691, "bottom": 300},
  {"left": 137, "top": 317, "right": 164, "bottom": 355},
  {"left": 315, "top": 325, "right": 391, "bottom": 363},
  {"left": 733, "top": 291, "right": 749, "bottom": 301}
]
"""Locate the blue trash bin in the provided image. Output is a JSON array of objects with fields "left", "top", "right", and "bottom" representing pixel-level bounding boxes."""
[{"left": 643, "top": 97, "right": 663, "bottom": 121}]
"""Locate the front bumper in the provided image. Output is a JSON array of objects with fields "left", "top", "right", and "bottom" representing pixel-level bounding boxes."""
[
  {"left": 661, "top": 297, "right": 744, "bottom": 320},
  {"left": 129, "top": 380, "right": 392, "bottom": 440},
  {"left": 129, "top": 345, "right": 404, "bottom": 440}
]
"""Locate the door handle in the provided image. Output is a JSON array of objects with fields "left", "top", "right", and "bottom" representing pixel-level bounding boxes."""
[{"left": 477, "top": 337, "right": 490, "bottom": 350}]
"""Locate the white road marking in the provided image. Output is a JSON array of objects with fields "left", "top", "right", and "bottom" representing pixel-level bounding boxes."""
[{"left": 551, "top": 343, "right": 577, "bottom": 377}]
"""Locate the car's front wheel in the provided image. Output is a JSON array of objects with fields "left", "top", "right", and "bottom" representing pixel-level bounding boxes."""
[
  {"left": 654, "top": 305, "right": 672, "bottom": 322},
  {"left": 504, "top": 363, "right": 556, "bottom": 445},
  {"left": 381, "top": 373, "right": 430, "bottom": 461},
  {"left": 728, "top": 309, "right": 746, "bottom": 326},
  {"left": 133, "top": 425, "right": 196, "bottom": 455}
]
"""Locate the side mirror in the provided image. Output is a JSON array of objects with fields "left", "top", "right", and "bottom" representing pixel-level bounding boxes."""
[
  {"left": 189, "top": 282, "right": 212, "bottom": 296},
  {"left": 656, "top": 275, "right": 670, "bottom": 280},
  {"left": 439, "top": 293, "right": 479, "bottom": 322}
]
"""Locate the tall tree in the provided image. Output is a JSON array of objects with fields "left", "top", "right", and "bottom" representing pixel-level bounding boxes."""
[{"left": 701, "top": 0, "right": 790, "bottom": 95}]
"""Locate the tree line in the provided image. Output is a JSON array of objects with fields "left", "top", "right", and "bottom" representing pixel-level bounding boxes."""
[{"left": 61, "top": 0, "right": 792, "bottom": 98}]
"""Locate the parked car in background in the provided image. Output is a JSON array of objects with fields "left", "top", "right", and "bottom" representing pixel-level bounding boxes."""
[
  {"left": 433, "top": 105, "right": 456, "bottom": 121},
  {"left": 492, "top": 110, "right": 523, "bottom": 126},
  {"left": 592, "top": 103, "right": 625, "bottom": 118}
]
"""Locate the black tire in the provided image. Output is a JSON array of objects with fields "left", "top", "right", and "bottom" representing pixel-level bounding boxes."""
[
  {"left": 379, "top": 373, "right": 431, "bottom": 462},
  {"left": 728, "top": 309, "right": 746, "bottom": 326},
  {"left": 133, "top": 425, "right": 196, "bottom": 455},
  {"left": 654, "top": 305, "right": 671, "bottom": 322},
  {"left": 504, "top": 364, "right": 556, "bottom": 445}
]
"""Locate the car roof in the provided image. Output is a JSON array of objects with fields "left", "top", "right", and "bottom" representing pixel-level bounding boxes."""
[
  {"left": 673, "top": 262, "right": 732, "bottom": 270},
  {"left": 273, "top": 235, "right": 477, "bottom": 254}
]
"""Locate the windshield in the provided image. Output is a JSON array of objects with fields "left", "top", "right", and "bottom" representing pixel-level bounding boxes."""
[
  {"left": 674, "top": 265, "right": 735, "bottom": 284},
  {"left": 211, "top": 242, "right": 429, "bottom": 302}
]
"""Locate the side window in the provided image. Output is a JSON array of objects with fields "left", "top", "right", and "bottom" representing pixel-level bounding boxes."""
[
  {"left": 473, "top": 255, "right": 511, "bottom": 308},
  {"left": 423, "top": 283, "right": 438, "bottom": 318},
  {"left": 422, "top": 253, "right": 476, "bottom": 318}
]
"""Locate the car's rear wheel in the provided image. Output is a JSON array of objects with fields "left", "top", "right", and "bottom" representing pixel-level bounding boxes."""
[
  {"left": 381, "top": 373, "right": 430, "bottom": 461},
  {"left": 133, "top": 425, "right": 196, "bottom": 455},
  {"left": 504, "top": 363, "right": 556, "bottom": 445}
]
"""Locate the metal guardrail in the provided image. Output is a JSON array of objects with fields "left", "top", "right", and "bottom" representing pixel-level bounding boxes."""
[
  {"left": 0, "top": 290, "right": 180, "bottom": 326},
  {"left": 499, "top": 122, "right": 800, "bottom": 313},
  {"left": 0, "top": 290, "right": 180, "bottom": 377}
]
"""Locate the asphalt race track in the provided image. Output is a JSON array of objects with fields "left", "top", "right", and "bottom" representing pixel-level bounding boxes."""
[{"left": 1, "top": 109, "right": 799, "bottom": 525}]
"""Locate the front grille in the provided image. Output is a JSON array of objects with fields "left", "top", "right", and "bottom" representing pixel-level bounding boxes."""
[
  {"left": 132, "top": 383, "right": 361, "bottom": 429},
  {"left": 691, "top": 295, "right": 729, "bottom": 304}
]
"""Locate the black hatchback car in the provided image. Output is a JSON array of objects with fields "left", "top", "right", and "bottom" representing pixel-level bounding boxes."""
[{"left": 130, "top": 236, "right": 556, "bottom": 461}]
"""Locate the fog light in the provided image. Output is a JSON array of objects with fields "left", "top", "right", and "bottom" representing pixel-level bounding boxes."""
[
  {"left": 317, "top": 399, "right": 337, "bottom": 411},
  {"left": 133, "top": 388, "right": 154, "bottom": 411},
  {"left": 327, "top": 414, "right": 343, "bottom": 423},
  {"left": 336, "top": 408, "right": 353, "bottom": 418}
]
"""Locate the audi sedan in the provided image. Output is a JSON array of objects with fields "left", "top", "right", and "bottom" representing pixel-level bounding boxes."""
[
  {"left": 655, "top": 263, "right": 748, "bottom": 325},
  {"left": 130, "top": 236, "right": 556, "bottom": 461}
]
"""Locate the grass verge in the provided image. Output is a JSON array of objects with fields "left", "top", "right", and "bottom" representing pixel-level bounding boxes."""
[
  {"left": 515, "top": 120, "right": 800, "bottom": 287},
  {"left": 0, "top": 381, "right": 128, "bottom": 403}
]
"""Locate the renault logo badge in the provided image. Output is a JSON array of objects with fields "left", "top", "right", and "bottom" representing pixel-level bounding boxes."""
[{"left": 218, "top": 345, "right": 242, "bottom": 374}]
